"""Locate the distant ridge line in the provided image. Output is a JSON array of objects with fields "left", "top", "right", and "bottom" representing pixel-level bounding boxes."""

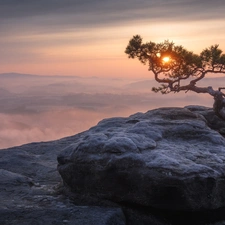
[{"left": 0, "top": 72, "right": 81, "bottom": 79}]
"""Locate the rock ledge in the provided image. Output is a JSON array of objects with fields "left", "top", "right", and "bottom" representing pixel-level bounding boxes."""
[{"left": 58, "top": 106, "right": 225, "bottom": 213}]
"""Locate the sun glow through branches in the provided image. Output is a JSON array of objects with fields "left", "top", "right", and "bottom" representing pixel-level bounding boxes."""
[{"left": 162, "top": 56, "right": 170, "bottom": 63}]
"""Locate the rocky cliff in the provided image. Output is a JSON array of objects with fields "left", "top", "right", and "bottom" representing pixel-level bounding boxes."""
[{"left": 1, "top": 106, "right": 225, "bottom": 225}]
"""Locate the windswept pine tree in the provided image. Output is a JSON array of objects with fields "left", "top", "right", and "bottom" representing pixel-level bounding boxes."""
[{"left": 125, "top": 35, "right": 225, "bottom": 119}]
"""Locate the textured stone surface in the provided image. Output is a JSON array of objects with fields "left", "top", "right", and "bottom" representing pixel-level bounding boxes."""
[
  {"left": 0, "top": 137, "right": 125, "bottom": 225},
  {"left": 1, "top": 106, "right": 225, "bottom": 225},
  {"left": 58, "top": 107, "right": 225, "bottom": 211},
  {"left": 185, "top": 105, "right": 225, "bottom": 134}
]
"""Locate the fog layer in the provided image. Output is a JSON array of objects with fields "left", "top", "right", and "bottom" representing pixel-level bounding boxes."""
[{"left": 0, "top": 73, "right": 217, "bottom": 149}]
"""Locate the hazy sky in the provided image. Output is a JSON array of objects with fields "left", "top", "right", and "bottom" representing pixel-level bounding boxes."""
[{"left": 1, "top": 0, "right": 225, "bottom": 78}]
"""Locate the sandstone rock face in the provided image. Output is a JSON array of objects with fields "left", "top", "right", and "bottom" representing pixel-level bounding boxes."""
[
  {"left": 0, "top": 137, "right": 125, "bottom": 225},
  {"left": 2, "top": 106, "right": 225, "bottom": 225},
  {"left": 58, "top": 107, "right": 225, "bottom": 211},
  {"left": 185, "top": 105, "right": 225, "bottom": 134}
]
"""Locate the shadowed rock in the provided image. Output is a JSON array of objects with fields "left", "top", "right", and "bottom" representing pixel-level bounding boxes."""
[
  {"left": 0, "top": 135, "right": 125, "bottom": 225},
  {"left": 58, "top": 107, "right": 225, "bottom": 211},
  {"left": 1, "top": 106, "right": 225, "bottom": 225}
]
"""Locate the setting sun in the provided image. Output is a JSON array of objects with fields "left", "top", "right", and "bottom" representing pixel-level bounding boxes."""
[{"left": 162, "top": 56, "right": 170, "bottom": 63}]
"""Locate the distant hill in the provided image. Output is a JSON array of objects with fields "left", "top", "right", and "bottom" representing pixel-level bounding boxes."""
[
  {"left": 125, "top": 76, "right": 225, "bottom": 92},
  {"left": 0, "top": 72, "right": 81, "bottom": 79},
  {"left": 0, "top": 73, "right": 38, "bottom": 79},
  {"left": 125, "top": 80, "right": 157, "bottom": 90}
]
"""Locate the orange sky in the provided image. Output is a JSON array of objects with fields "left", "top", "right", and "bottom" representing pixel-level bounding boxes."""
[{"left": 1, "top": 1, "right": 225, "bottom": 78}]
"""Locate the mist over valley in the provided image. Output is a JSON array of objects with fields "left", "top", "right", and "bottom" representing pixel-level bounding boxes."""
[{"left": 0, "top": 73, "right": 219, "bottom": 149}]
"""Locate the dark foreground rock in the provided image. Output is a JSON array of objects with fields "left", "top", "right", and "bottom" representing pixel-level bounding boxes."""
[
  {"left": 0, "top": 136, "right": 125, "bottom": 225},
  {"left": 58, "top": 106, "right": 225, "bottom": 224},
  {"left": 1, "top": 106, "right": 225, "bottom": 225}
]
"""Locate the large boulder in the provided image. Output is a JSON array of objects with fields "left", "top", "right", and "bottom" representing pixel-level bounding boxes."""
[{"left": 57, "top": 107, "right": 225, "bottom": 211}]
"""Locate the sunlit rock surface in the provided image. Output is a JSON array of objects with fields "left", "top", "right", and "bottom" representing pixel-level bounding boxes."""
[{"left": 58, "top": 107, "right": 225, "bottom": 211}]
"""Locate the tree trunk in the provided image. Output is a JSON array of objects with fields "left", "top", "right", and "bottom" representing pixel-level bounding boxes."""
[
  {"left": 213, "top": 92, "right": 225, "bottom": 120},
  {"left": 180, "top": 85, "right": 225, "bottom": 120}
]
